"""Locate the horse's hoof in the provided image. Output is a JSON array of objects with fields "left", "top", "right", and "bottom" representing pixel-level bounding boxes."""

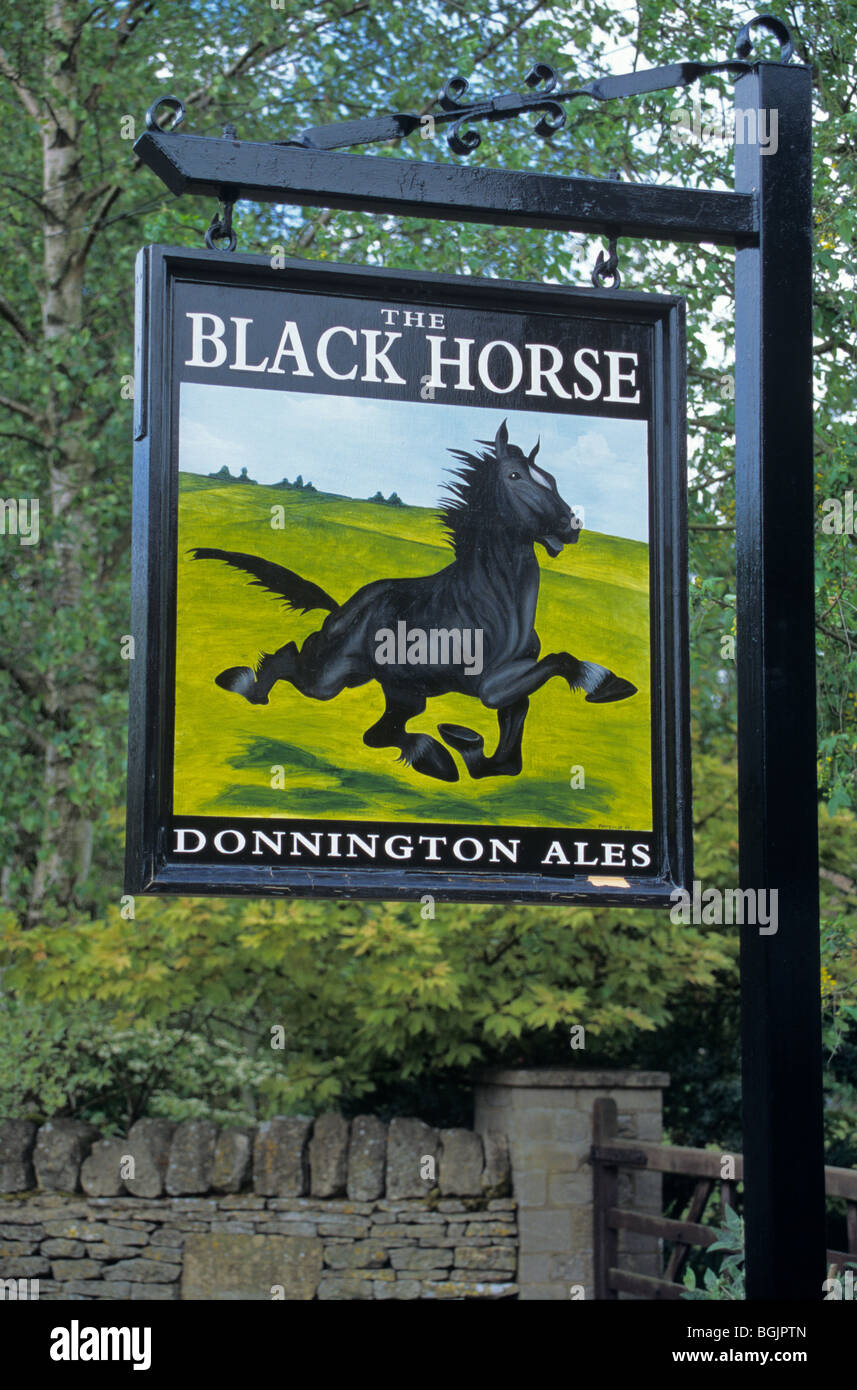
[
  {"left": 438, "top": 723, "right": 484, "bottom": 754},
  {"left": 585, "top": 673, "right": 638, "bottom": 703},
  {"left": 400, "top": 734, "right": 459, "bottom": 782},
  {"left": 215, "top": 665, "right": 269, "bottom": 705}
]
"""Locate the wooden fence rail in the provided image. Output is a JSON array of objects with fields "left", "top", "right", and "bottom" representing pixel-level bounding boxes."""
[{"left": 591, "top": 1097, "right": 857, "bottom": 1299}]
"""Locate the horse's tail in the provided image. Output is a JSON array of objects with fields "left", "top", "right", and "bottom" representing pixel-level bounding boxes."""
[{"left": 189, "top": 548, "right": 339, "bottom": 613}]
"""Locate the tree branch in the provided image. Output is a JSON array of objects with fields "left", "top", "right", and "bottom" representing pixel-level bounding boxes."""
[
  {"left": 7, "top": 711, "right": 49, "bottom": 754},
  {"left": 183, "top": 3, "right": 371, "bottom": 114},
  {"left": 693, "top": 793, "right": 736, "bottom": 831},
  {"left": 0, "top": 44, "right": 44, "bottom": 123},
  {"left": 83, "top": 0, "right": 156, "bottom": 114},
  {"left": 0, "top": 173, "right": 53, "bottom": 219},
  {"left": 817, "top": 620, "right": 857, "bottom": 648},
  {"left": 0, "top": 392, "right": 42, "bottom": 424},
  {"left": 820, "top": 866, "right": 857, "bottom": 896},
  {"left": 471, "top": 0, "right": 548, "bottom": 67},
  {"left": 0, "top": 428, "right": 47, "bottom": 452},
  {"left": 0, "top": 654, "right": 45, "bottom": 707},
  {"left": 75, "top": 183, "right": 124, "bottom": 269},
  {"left": 688, "top": 417, "right": 734, "bottom": 435},
  {"left": 0, "top": 293, "right": 34, "bottom": 347},
  {"left": 113, "top": 0, "right": 152, "bottom": 40}
]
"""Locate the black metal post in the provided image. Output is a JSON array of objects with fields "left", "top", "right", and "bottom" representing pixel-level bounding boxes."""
[{"left": 734, "top": 62, "right": 826, "bottom": 1300}]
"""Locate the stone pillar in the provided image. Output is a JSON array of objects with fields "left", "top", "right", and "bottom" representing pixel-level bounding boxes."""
[{"left": 474, "top": 1068, "right": 668, "bottom": 1301}]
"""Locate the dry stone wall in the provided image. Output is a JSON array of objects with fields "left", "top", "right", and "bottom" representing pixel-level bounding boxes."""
[{"left": 0, "top": 1113, "right": 515, "bottom": 1301}]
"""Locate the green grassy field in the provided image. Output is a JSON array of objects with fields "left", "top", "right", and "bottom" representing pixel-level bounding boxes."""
[{"left": 174, "top": 473, "right": 653, "bottom": 830}]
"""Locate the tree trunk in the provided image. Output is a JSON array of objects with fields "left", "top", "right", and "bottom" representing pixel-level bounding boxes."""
[{"left": 27, "top": 1, "right": 100, "bottom": 921}]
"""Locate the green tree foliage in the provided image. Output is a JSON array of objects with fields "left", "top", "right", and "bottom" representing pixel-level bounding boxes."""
[
  {"left": 0, "top": 896, "right": 731, "bottom": 1124},
  {"left": 0, "top": 2, "right": 854, "bottom": 1141}
]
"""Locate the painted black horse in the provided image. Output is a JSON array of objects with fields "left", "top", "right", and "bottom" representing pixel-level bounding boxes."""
[{"left": 191, "top": 420, "right": 637, "bottom": 782}]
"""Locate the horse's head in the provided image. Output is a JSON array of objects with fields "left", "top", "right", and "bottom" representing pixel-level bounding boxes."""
[{"left": 492, "top": 420, "right": 581, "bottom": 557}]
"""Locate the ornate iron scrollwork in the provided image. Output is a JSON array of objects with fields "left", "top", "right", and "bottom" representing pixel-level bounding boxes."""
[
  {"left": 437, "top": 63, "right": 569, "bottom": 155},
  {"left": 289, "top": 14, "right": 796, "bottom": 156}
]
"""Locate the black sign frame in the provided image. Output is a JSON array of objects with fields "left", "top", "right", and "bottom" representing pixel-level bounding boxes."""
[{"left": 126, "top": 246, "right": 690, "bottom": 906}]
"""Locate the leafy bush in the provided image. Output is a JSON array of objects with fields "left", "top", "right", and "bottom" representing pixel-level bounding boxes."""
[
  {"left": 681, "top": 1206, "right": 745, "bottom": 1300},
  {"left": 0, "top": 895, "right": 732, "bottom": 1124},
  {"left": 0, "top": 995, "right": 296, "bottom": 1129}
]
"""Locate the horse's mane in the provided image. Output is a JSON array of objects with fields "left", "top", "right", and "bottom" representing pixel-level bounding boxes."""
[{"left": 439, "top": 441, "right": 498, "bottom": 556}]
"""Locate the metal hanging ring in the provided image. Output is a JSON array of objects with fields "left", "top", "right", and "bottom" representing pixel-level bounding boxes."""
[
  {"left": 734, "top": 15, "right": 794, "bottom": 64},
  {"left": 145, "top": 95, "right": 186, "bottom": 133},
  {"left": 591, "top": 234, "right": 621, "bottom": 289},
  {"left": 205, "top": 200, "right": 236, "bottom": 253}
]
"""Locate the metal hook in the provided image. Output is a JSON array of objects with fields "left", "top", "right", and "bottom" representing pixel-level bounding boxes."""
[
  {"left": 204, "top": 127, "right": 239, "bottom": 253},
  {"left": 205, "top": 198, "right": 236, "bottom": 253},
  {"left": 591, "top": 233, "right": 621, "bottom": 289},
  {"left": 590, "top": 168, "right": 622, "bottom": 289}
]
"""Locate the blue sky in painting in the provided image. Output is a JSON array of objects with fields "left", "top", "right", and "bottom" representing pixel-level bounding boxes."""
[{"left": 179, "top": 383, "right": 649, "bottom": 542}]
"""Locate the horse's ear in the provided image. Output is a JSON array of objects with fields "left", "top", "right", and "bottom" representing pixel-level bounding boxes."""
[
  {"left": 495, "top": 419, "right": 509, "bottom": 456},
  {"left": 529, "top": 437, "right": 540, "bottom": 463}
]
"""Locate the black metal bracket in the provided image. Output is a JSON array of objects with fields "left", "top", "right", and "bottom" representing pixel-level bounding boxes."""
[
  {"left": 142, "top": 15, "right": 795, "bottom": 160},
  {"left": 134, "top": 16, "right": 797, "bottom": 251}
]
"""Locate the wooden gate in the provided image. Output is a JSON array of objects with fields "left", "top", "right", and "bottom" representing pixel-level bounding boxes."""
[{"left": 591, "top": 1097, "right": 857, "bottom": 1299}]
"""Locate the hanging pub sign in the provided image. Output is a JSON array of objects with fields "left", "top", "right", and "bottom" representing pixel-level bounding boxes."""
[{"left": 125, "top": 245, "right": 690, "bottom": 904}]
